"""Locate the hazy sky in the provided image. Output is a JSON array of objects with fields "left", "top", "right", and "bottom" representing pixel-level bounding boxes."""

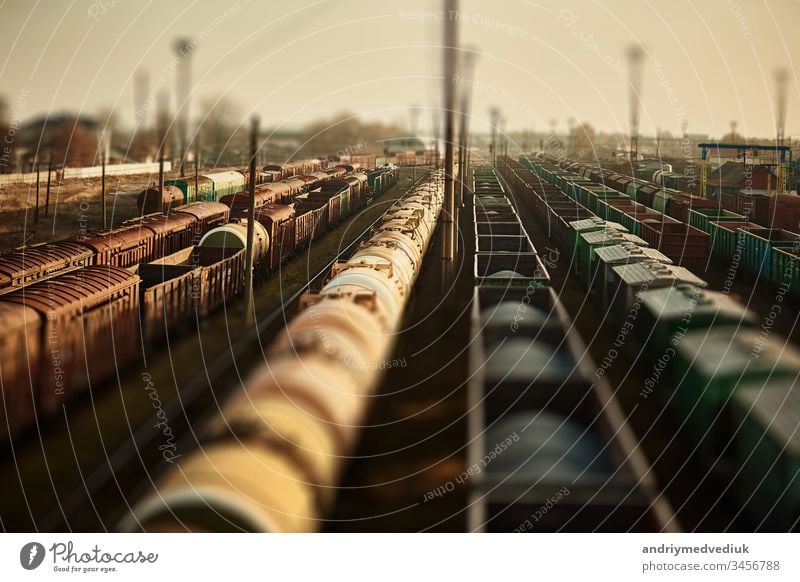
[{"left": 1, "top": 0, "right": 798, "bottom": 139}]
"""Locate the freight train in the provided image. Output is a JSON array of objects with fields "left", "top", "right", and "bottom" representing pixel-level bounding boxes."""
[
  {"left": 537, "top": 156, "right": 800, "bottom": 297},
  {"left": 468, "top": 165, "right": 677, "bottom": 532},
  {"left": 136, "top": 159, "right": 345, "bottom": 214},
  {"left": 558, "top": 156, "right": 798, "bottom": 234},
  {"left": 0, "top": 201, "right": 230, "bottom": 293},
  {"left": 499, "top": 155, "right": 800, "bottom": 531},
  {"left": 124, "top": 172, "right": 444, "bottom": 532},
  {"left": 0, "top": 166, "right": 398, "bottom": 442}
]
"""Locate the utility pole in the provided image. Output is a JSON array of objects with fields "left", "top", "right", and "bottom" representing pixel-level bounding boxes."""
[
  {"left": 441, "top": 0, "right": 458, "bottom": 264},
  {"left": 194, "top": 136, "right": 200, "bottom": 196},
  {"left": 101, "top": 142, "right": 107, "bottom": 229},
  {"left": 44, "top": 152, "right": 52, "bottom": 218},
  {"left": 457, "top": 47, "right": 477, "bottom": 210},
  {"left": 34, "top": 157, "right": 40, "bottom": 223},
  {"left": 174, "top": 38, "right": 193, "bottom": 176},
  {"left": 489, "top": 107, "right": 501, "bottom": 166},
  {"left": 432, "top": 107, "right": 441, "bottom": 170},
  {"left": 101, "top": 130, "right": 109, "bottom": 229},
  {"left": 627, "top": 44, "right": 645, "bottom": 164},
  {"left": 157, "top": 92, "right": 169, "bottom": 210},
  {"left": 774, "top": 68, "right": 789, "bottom": 194},
  {"left": 244, "top": 115, "right": 260, "bottom": 327}
]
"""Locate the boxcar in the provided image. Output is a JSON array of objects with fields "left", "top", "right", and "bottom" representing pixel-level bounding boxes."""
[
  {"left": 219, "top": 187, "right": 281, "bottom": 216},
  {"left": 173, "top": 202, "right": 231, "bottom": 243},
  {"left": 137, "top": 185, "right": 185, "bottom": 215},
  {"left": 0, "top": 303, "right": 41, "bottom": 439},
  {"left": 0, "top": 241, "right": 94, "bottom": 291},
  {"left": 135, "top": 213, "right": 198, "bottom": 260},
  {"left": 1, "top": 266, "right": 140, "bottom": 413},
  {"left": 74, "top": 227, "right": 151, "bottom": 267},
  {"left": 253, "top": 204, "right": 297, "bottom": 271}
]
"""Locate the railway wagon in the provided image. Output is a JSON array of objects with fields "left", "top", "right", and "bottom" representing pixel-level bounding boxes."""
[
  {"left": 324, "top": 166, "right": 347, "bottom": 178},
  {"left": 768, "top": 194, "right": 800, "bottom": 233},
  {"left": 0, "top": 266, "right": 140, "bottom": 431},
  {"left": 293, "top": 197, "right": 329, "bottom": 244},
  {"left": 306, "top": 185, "right": 347, "bottom": 226},
  {"left": 252, "top": 204, "right": 297, "bottom": 271},
  {"left": 720, "top": 191, "right": 772, "bottom": 226},
  {"left": 205, "top": 171, "right": 248, "bottom": 199},
  {"left": 635, "top": 284, "right": 757, "bottom": 365},
  {"left": 197, "top": 221, "right": 270, "bottom": 272},
  {"left": 137, "top": 185, "right": 185, "bottom": 215},
  {"left": 732, "top": 383, "right": 800, "bottom": 530},
  {"left": 163, "top": 175, "right": 214, "bottom": 204},
  {"left": 591, "top": 243, "right": 672, "bottom": 313},
  {"left": 739, "top": 227, "right": 800, "bottom": 284},
  {"left": 503, "top": 154, "right": 800, "bottom": 529},
  {"left": 0, "top": 242, "right": 94, "bottom": 292},
  {"left": 72, "top": 227, "right": 151, "bottom": 268},
  {"left": 137, "top": 245, "right": 247, "bottom": 341},
  {"left": 135, "top": 258, "right": 197, "bottom": 344},
  {"left": 669, "top": 328, "right": 800, "bottom": 458},
  {"left": 171, "top": 202, "right": 231, "bottom": 244},
  {"left": 260, "top": 170, "right": 281, "bottom": 183},
  {"left": 664, "top": 192, "right": 718, "bottom": 224},
  {"left": 772, "top": 246, "right": 800, "bottom": 301},
  {"left": 687, "top": 208, "right": 746, "bottom": 234},
  {"left": 0, "top": 303, "right": 41, "bottom": 440},
  {"left": 218, "top": 187, "right": 282, "bottom": 216},
  {"left": 639, "top": 221, "right": 710, "bottom": 269},
  {"left": 575, "top": 229, "right": 648, "bottom": 287},
  {"left": 124, "top": 212, "right": 198, "bottom": 261},
  {"left": 467, "top": 286, "right": 677, "bottom": 532},
  {"left": 474, "top": 252, "right": 550, "bottom": 288}
]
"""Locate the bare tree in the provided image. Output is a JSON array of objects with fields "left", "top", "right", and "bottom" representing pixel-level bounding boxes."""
[
  {"left": 195, "top": 95, "right": 246, "bottom": 166},
  {"left": 0, "top": 94, "right": 8, "bottom": 123},
  {"left": 569, "top": 122, "right": 597, "bottom": 159},
  {"left": 298, "top": 111, "right": 404, "bottom": 158}
]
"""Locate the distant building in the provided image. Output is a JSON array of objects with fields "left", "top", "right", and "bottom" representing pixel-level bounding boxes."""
[
  {"left": 18, "top": 114, "right": 100, "bottom": 168},
  {"left": 706, "top": 161, "right": 777, "bottom": 197}
]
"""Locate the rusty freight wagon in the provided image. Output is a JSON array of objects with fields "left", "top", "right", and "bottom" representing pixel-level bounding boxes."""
[
  {"left": 172, "top": 202, "right": 231, "bottom": 244},
  {"left": 0, "top": 303, "right": 41, "bottom": 440},
  {"left": 72, "top": 227, "right": 151, "bottom": 267},
  {"left": 0, "top": 266, "right": 140, "bottom": 423},
  {"left": 0, "top": 242, "right": 94, "bottom": 292},
  {"left": 252, "top": 204, "right": 297, "bottom": 271}
]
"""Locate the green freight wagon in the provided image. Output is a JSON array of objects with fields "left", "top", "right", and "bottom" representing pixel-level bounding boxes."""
[
  {"left": 707, "top": 221, "right": 760, "bottom": 263},
  {"left": 164, "top": 176, "right": 214, "bottom": 204},
  {"left": 672, "top": 327, "right": 800, "bottom": 456},
  {"left": 576, "top": 229, "right": 647, "bottom": 288},
  {"left": 740, "top": 228, "right": 800, "bottom": 284},
  {"left": 772, "top": 246, "right": 800, "bottom": 300},
  {"left": 732, "top": 383, "right": 800, "bottom": 530},
  {"left": 687, "top": 208, "right": 746, "bottom": 234}
]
